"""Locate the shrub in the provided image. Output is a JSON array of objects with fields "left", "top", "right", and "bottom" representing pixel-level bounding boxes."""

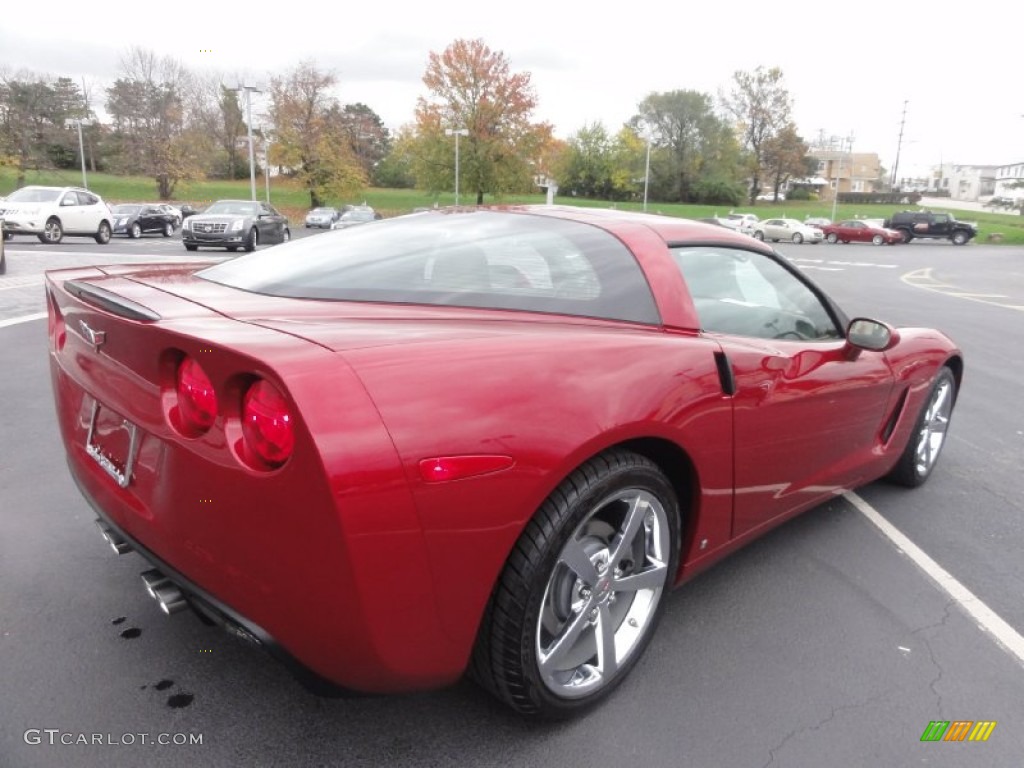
[
  {"left": 691, "top": 178, "right": 744, "bottom": 206},
  {"left": 786, "top": 186, "right": 811, "bottom": 200}
]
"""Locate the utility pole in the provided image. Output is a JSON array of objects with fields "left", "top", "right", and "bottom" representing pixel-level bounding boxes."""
[
  {"left": 890, "top": 100, "right": 909, "bottom": 190},
  {"left": 237, "top": 84, "right": 262, "bottom": 201}
]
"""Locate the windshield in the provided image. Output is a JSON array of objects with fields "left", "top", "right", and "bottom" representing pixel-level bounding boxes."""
[
  {"left": 197, "top": 210, "right": 660, "bottom": 324},
  {"left": 6, "top": 187, "right": 62, "bottom": 203},
  {"left": 112, "top": 204, "right": 142, "bottom": 214},
  {"left": 204, "top": 201, "right": 259, "bottom": 216},
  {"left": 309, "top": 208, "right": 335, "bottom": 215},
  {"left": 340, "top": 210, "right": 375, "bottom": 222}
]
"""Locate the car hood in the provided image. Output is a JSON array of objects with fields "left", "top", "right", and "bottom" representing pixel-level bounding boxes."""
[
  {"left": 0, "top": 200, "right": 49, "bottom": 213},
  {"left": 189, "top": 214, "right": 255, "bottom": 222}
]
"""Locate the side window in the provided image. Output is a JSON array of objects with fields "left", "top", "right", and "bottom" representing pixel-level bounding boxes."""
[
  {"left": 672, "top": 246, "right": 841, "bottom": 341},
  {"left": 80, "top": 192, "right": 99, "bottom": 206},
  {"left": 61, "top": 192, "right": 79, "bottom": 206}
]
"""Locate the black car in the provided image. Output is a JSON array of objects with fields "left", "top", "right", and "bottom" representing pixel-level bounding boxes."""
[
  {"left": 882, "top": 210, "right": 977, "bottom": 245},
  {"left": 111, "top": 204, "right": 178, "bottom": 238},
  {"left": 182, "top": 199, "right": 290, "bottom": 252}
]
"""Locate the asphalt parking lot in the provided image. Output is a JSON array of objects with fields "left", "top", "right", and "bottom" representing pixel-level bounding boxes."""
[{"left": 1, "top": 235, "right": 1022, "bottom": 767}]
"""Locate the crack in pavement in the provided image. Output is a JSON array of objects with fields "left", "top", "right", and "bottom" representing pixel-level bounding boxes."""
[{"left": 760, "top": 691, "right": 891, "bottom": 768}]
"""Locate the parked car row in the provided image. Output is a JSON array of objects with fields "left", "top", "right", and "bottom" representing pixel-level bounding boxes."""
[
  {"left": 304, "top": 203, "right": 381, "bottom": 229},
  {"left": 0, "top": 186, "right": 210, "bottom": 245},
  {"left": 697, "top": 209, "right": 978, "bottom": 246}
]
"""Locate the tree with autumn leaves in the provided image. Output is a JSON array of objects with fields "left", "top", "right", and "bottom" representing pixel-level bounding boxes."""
[
  {"left": 267, "top": 62, "right": 366, "bottom": 209},
  {"left": 410, "top": 39, "right": 555, "bottom": 204}
]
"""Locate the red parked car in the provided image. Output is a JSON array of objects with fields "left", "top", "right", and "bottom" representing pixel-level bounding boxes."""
[
  {"left": 823, "top": 219, "right": 905, "bottom": 245},
  {"left": 46, "top": 207, "right": 961, "bottom": 717}
]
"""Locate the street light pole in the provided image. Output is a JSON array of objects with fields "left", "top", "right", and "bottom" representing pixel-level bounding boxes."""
[
  {"left": 445, "top": 128, "right": 468, "bottom": 205},
  {"left": 830, "top": 134, "right": 854, "bottom": 224},
  {"left": 237, "top": 84, "right": 262, "bottom": 201},
  {"left": 643, "top": 136, "right": 652, "bottom": 212},
  {"left": 75, "top": 119, "right": 88, "bottom": 189},
  {"left": 264, "top": 139, "right": 272, "bottom": 203}
]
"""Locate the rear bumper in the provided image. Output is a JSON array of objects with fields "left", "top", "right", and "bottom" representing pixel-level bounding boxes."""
[{"left": 72, "top": 465, "right": 351, "bottom": 697}]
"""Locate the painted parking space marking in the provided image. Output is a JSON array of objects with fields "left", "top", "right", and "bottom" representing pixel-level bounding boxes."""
[
  {"left": 789, "top": 257, "right": 899, "bottom": 271},
  {"left": 846, "top": 491, "right": 1024, "bottom": 668},
  {"left": 0, "top": 276, "right": 44, "bottom": 291},
  {"left": 902, "top": 268, "right": 1024, "bottom": 311},
  {"left": 0, "top": 312, "right": 47, "bottom": 329}
]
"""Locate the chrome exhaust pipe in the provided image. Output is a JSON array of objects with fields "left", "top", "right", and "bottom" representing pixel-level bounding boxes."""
[
  {"left": 140, "top": 568, "right": 171, "bottom": 598},
  {"left": 152, "top": 584, "right": 189, "bottom": 615},
  {"left": 139, "top": 568, "right": 189, "bottom": 614},
  {"left": 95, "top": 520, "right": 133, "bottom": 555}
]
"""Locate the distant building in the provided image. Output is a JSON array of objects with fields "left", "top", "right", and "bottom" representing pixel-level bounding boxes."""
[
  {"left": 928, "top": 163, "right": 997, "bottom": 200},
  {"left": 807, "top": 149, "right": 883, "bottom": 200},
  {"left": 993, "top": 161, "right": 1024, "bottom": 199}
]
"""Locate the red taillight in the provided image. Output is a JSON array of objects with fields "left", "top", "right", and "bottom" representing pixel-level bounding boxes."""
[
  {"left": 241, "top": 379, "right": 294, "bottom": 468},
  {"left": 47, "top": 289, "right": 65, "bottom": 351},
  {"left": 176, "top": 356, "right": 217, "bottom": 433}
]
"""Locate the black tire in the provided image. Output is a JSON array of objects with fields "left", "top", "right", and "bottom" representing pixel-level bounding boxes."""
[
  {"left": 0, "top": 249, "right": 6, "bottom": 275},
  {"left": 226, "top": 246, "right": 238, "bottom": 252},
  {"left": 2, "top": 231, "right": 13, "bottom": 241},
  {"left": 40, "top": 218, "right": 63, "bottom": 244},
  {"left": 753, "top": 231, "right": 764, "bottom": 241},
  {"left": 826, "top": 233, "right": 838, "bottom": 244},
  {"left": 887, "top": 367, "right": 957, "bottom": 488},
  {"left": 951, "top": 230, "right": 969, "bottom": 245},
  {"left": 470, "top": 450, "right": 680, "bottom": 718},
  {"left": 872, "top": 234, "right": 884, "bottom": 246},
  {"left": 282, "top": 228, "right": 291, "bottom": 243},
  {"left": 94, "top": 221, "right": 112, "bottom": 244},
  {"left": 898, "top": 229, "right": 912, "bottom": 243},
  {"left": 129, "top": 222, "right": 142, "bottom": 239},
  {"left": 184, "top": 244, "right": 198, "bottom": 252},
  {"left": 792, "top": 233, "right": 804, "bottom": 244},
  {"left": 163, "top": 222, "right": 174, "bottom": 237},
  {"left": 243, "top": 227, "right": 257, "bottom": 252}
]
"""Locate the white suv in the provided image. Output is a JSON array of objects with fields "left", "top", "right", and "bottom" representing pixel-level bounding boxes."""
[{"left": 0, "top": 186, "right": 113, "bottom": 244}]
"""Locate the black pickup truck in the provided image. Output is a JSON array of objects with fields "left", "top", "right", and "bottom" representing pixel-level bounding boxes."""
[{"left": 883, "top": 210, "right": 978, "bottom": 245}]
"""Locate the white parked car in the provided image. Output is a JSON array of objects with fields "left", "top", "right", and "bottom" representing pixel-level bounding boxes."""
[
  {"left": 0, "top": 186, "right": 112, "bottom": 244},
  {"left": 752, "top": 218, "right": 824, "bottom": 245},
  {"left": 719, "top": 213, "right": 759, "bottom": 235}
]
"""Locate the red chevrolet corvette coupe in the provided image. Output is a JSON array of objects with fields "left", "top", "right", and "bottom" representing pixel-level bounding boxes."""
[{"left": 46, "top": 206, "right": 961, "bottom": 717}]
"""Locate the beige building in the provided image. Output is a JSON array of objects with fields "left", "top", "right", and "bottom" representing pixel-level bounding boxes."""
[{"left": 807, "top": 150, "right": 883, "bottom": 200}]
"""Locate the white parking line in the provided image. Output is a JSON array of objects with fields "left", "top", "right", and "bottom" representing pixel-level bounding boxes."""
[
  {"left": 0, "top": 312, "right": 47, "bottom": 329},
  {"left": 902, "top": 268, "right": 1024, "bottom": 312},
  {"left": 845, "top": 491, "right": 1024, "bottom": 668},
  {"left": 0, "top": 276, "right": 44, "bottom": 291}
]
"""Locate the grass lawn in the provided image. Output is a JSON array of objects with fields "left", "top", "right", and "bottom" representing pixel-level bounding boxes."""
[{"left": 4, "top": 167, "right": 1023, "bottom": 245}]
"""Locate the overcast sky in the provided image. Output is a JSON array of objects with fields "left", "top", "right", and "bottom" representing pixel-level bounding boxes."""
[{"left": 3, "top": 2, "right": 1020, "bottom": 180}]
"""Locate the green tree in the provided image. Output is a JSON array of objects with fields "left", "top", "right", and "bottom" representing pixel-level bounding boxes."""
[
  {"left": 337, "top": 103, "right": 391, "bottom": 183},
  {"left": 413, "top": 38, "right": 551, "bottom": 204},
  {"left": 105, "top": 47, "right": 205, "bottom": 199},
  {"left": 721, "top": 66, "right": 793, "bottom": 204},
  {"left": 631, "top": 90, "right": 743, "bottom": 203},
  {"left": 267, "top": 61, "right": 366, "bottom": 208},
  {"left": 760, "top": 123, "right": 810, "bottom": 200},
  {"left": 0, "top": 72, "right": 89, "bottom": 185}
]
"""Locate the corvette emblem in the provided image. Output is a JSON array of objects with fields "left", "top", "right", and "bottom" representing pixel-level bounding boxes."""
[{"left": 78, "top": 320, "right": 106, "bottom": 351}]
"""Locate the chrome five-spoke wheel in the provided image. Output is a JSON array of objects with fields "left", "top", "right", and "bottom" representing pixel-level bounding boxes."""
[
  {"left": 888, "top": 367, "right": 957, "bottom": 487},
  {"left": 471, "top": 450, "right": 679, "bottom": 717},
  {"left": 537, "top": 488, "right": 671, "bottom": 699}
]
